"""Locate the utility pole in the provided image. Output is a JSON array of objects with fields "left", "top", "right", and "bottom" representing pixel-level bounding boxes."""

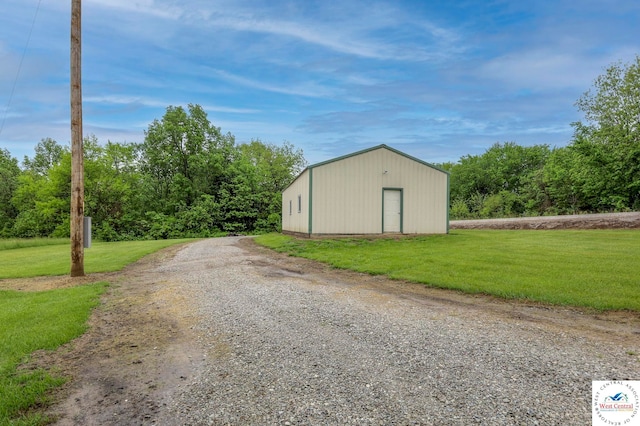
[{"left": 70, "top": 0, "right": 84, "bottom": 277}]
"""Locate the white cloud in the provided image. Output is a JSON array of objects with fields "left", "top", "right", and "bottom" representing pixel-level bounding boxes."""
[
  {"left": 480, "top": 50, "right": 595, "bottom": 91},
  {"left": 85, "top": 0, "right": 183, "bottom": 20},
  {"left": 113, "top": 1, "right": 464, "bottom": 62},
  {"left": 207, "top": 14, "right": 396, "bottom": 60},
  {"left": 84, "top": 95, "right": 259, "bottom": 114},
  {"left": 209, "top": 68, "right": 338, "bottom": 99}
]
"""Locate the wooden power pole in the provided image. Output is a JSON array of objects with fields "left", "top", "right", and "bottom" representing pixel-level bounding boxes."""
[{"left": 70, "top": 0, "right": 84, "bottom": 277}]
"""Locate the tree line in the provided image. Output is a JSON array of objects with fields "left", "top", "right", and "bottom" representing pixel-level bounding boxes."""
[
  {"left": 0, "top": 104, "right": 306, "bottom": 240},
  {"left": 440, "top": 56, "right": 640, "bottom": 219},
  {"left": 0, "top": 57, "right": 638, "bottom": 238}
]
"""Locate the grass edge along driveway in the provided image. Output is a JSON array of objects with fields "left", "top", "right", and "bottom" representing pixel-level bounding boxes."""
[
  {"left": 255, "top": 230, "right": 640, "bottom": 312},
  {"left": 0, "top": 283, "right": 107, "bottom": 425},
  {"left": 0, "top": 238, "right": 196, "bottom": 425}
]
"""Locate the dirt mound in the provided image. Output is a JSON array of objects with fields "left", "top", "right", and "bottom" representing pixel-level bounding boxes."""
[{"left": 450, "top": 212, "right": 640, "bottom": 230}]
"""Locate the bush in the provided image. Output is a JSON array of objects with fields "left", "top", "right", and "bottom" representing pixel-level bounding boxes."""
[{"left": 450, "top": 198, "right": 471, "bottom": 220}]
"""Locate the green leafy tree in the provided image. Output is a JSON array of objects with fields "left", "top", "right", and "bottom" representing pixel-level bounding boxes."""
[
  {"left": 140, "top": 104, "right": 235, "bottom": 214},
  {"left": 239, "top": 139, "right": 307, "bottom": 231},
  {"left": 9, "top": 105, "right": 308, "bottom": 239},
  {"left": 139, "top": 105, "right": 306, "bottom": 235},
  {"left": 572, "top": 55, "right": 640, "bottom": 210},
  {"left": 12, "top": 136, "right": 144, "bottom": 239},
  {"left": 22, "top": 138, "right": 64, "bottom": 176},
  {"left": 174, "top": 194, "right": 223, "bottom": 237},
  {"left": 13, "top": 150, "right": 71, "bottom": 238},
  {"left": 218, "top": 157, "right": 260, "bottom": 233},
  {"left": 82, "top": 137, "right": 146, "bottom": 240},
  {"left": 541, "top": 147, "right": 585, "bottom": 214},
  {"left": 0, "top": 149, "right": 21, "bottom": 236},
  {"left": 12, "top": 141, "right": 71, "bottom": 237},
  {"left": 447, "top": 142, "right": 550, "bottom": 218}
]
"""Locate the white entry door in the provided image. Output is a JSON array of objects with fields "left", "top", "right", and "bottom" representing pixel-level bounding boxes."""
[{"left": 383, "top": 189, "right": 402, "bottom": 233}]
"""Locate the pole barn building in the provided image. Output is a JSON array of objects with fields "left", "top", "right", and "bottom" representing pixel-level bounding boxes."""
[{"left": 282, "top": 144, "right": 449, "bottom": 236}]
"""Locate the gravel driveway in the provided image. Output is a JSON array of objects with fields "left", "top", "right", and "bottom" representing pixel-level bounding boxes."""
[
  {"left": 135, "top": 237, "right": 637, "bottom": 425},
  {"left": 46, "top": 236, "right": 640, "bottom": 425}
]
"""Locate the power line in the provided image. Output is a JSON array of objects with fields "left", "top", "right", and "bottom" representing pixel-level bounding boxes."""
[{"left": 0, "top": 0, "right": 43, "bottom": 138}]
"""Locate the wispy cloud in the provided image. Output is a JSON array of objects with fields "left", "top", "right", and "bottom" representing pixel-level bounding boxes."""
[
  {"left": 209, "top": 68, "right": 339, "bottom": 99},
  {"left": 84, "top": 95, "right": 259, "bottom": 114},
  {"left": 478, "top": 48, "right": 635, "bottom": 92},
  {"left": 127, "top": 1, "right": 465, "bottom": 62},
  {"left": 86, "top": 0, "right": 184, "bottom": 20},
  {"left": 204, "top": 13, "right": 439, "bottom": 61}
]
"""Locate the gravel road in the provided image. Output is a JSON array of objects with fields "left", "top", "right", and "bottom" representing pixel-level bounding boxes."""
[
  {"left": 450, "top": 211, "right": 640, "bottom": 230},
  {"left": 122, "top": 237, "right": 638, "bottom": 425}
]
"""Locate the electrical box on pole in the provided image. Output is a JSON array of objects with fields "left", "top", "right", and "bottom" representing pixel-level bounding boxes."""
[{"left": 83, "top": 216, "right": 91, "bottom": 248}]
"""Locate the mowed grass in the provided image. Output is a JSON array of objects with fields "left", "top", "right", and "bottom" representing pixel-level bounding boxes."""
[
  {"left": 0, "top": 238, "right": 67, "bottom": 251},
  {"left": 256, "top": 230, "right": 640, "bottom": 311},
  {"left": 0, "top": 283, "right": 107, "bottom": 425},
  {"left": 0, "top": 239, "right": 195, "bottom": 279}
]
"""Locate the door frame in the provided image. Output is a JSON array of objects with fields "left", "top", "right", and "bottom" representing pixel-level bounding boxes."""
[{"left": 382, "top": 188, "right": 403, "bottom": 233}]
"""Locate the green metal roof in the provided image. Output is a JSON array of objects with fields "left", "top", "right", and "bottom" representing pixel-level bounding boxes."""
[{"left": 308, "top": 144, "right": 449, "bottom": 173}]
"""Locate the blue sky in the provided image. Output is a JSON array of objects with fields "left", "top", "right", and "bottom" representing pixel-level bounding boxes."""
[{"left": 1, "top": 0, "right": 639, "bottom": 165}]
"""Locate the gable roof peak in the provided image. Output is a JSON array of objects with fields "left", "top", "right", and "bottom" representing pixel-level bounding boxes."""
[{"left": 309, "top": 144, "right": 447, "bottom": 174}]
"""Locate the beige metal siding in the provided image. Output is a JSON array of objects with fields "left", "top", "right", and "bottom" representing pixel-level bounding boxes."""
[
  {"left": 281, "top": 169, "right": 310, "bottom": 234},
  {"left": 400, "top": 157, "right": 449, "bottom": 234},
  {"left": 311, "top": 147, "right": 448, "bottom": 234},
  {"left": 311, "top": 149, "right": 383, "bottom": 234}
]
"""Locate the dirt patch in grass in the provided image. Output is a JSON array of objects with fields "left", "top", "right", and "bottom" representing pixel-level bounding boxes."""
[{"left": 0, "top": 274, "right": 105, "bottom": 292}]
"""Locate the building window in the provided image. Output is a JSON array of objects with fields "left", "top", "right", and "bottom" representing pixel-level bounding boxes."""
[
  {"left": 298, "top": 195, "right": 302, "bottom": 213},
  {"left": 289, "top": 200, "right": 292, "bottom": 215}
]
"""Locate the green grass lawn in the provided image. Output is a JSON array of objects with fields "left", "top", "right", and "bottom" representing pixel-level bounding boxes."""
[
  {"left": 0, "top": 239, "right": 67, "bottom": 251},
  {"left": 0, "top": 239, "right": 196, "bottom": 279},
  {"left": 0, "top": 283, "right": 107, "bottom": 425},
  {"left": 256, "top": 230, "right": 640, "bottom": 311}
]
